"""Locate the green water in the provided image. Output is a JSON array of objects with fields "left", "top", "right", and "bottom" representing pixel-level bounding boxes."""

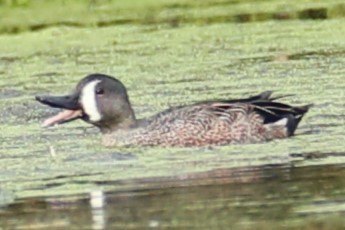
[
  {"left": 1, "top": 164, "right": 345, "bottom": 229},
  {"left": 0, "top": 0, "right": 345, "bottom": 229}
]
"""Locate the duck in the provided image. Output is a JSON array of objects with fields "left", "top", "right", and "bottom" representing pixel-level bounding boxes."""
[{"left": 35, "top": 73, "right": 311, "bottom": 147}]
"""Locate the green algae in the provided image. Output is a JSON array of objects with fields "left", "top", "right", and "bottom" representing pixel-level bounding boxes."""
[
  {"left": 1, "top": 0, "right": 345, "bottom": 34},
  {"left": 0, "top": 18, "right": 344, "bottom": 198}
]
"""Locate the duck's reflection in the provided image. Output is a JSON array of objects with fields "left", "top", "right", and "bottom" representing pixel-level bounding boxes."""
[{"left": 90, "top": 190, "right": 106, "bottom": 230}]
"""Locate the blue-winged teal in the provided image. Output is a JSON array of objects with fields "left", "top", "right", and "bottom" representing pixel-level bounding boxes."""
[{"left": 36, "top": 73, "right": 311, "bottom": 147}]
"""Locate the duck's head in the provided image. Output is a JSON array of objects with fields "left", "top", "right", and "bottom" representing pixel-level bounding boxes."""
[{"left": 36, "top": 73, "right": 136, "bottom": 133}]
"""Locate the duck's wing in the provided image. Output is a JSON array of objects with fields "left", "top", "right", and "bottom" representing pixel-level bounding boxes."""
[
  {"left": 217, "top": 90, "right": 274, "bottom": 104},
  {"left": 142, "top": 91, "right": 311, "bottom": 137},
  {"left": 205, "top": 92, "right": 311, "bottom": 136},
  {"left": 206, "top": 90, "right": 297, "bottom": 104},
  {"left": 133, "top": 92, "right": 311, "bottom": 146}
]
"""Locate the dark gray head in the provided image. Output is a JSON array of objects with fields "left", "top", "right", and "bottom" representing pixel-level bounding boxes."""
[{"left": 36, "top": 73, "right": 136, "bottom": 133}]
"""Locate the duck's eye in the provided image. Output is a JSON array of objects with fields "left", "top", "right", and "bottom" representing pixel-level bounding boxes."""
[{"left": 95, "top": 88, "right": 104, "bottom": 95}]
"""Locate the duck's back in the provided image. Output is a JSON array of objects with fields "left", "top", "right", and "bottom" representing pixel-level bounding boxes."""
[
  {"left": 102, "top": 92, "right": 309, "bottom": 147},
  {"left": 138, "top": 103, "right": 270, "bottom": 146}
]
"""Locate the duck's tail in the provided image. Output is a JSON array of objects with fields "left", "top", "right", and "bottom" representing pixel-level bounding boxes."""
[{"left": 284, "top": 104, "right": 312, "bottom": 136}]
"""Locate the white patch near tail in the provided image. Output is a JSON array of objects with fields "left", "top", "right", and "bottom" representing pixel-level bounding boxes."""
[
  {"left": 273, "top": 117, "right": 288, "bottom": 126},
  {"left": 80, "top": 80, "right": 102, "bottom": 122}
]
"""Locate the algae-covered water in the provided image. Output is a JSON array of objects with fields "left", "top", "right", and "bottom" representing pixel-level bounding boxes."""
[{"left": 0, "top": 0, "right": 345, "bottom": 229}]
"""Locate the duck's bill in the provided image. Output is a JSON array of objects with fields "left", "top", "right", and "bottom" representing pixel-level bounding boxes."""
[
  {"left": 41, "top": 109, "right": 83, "bottom": 127},
  {"left": 35, "top": 95, "right": 80, "bottom": 110},
  {"left": 35, "top": 95, "right": 82, "bottom": 127}
]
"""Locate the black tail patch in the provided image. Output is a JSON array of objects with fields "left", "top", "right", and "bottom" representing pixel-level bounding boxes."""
[{"left": 286, "top": 104, "right": 312, "bottom": 136}]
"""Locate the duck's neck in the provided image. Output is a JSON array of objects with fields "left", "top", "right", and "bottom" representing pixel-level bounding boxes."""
[{"left": 99, "top": 108, "right": 138, "bottom": 134}]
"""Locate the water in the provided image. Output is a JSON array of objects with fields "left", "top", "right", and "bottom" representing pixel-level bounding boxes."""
[
  {"left": 0, "top": 0, "right": 345, "bottom": 229},
  {"left": 1, "top": 164, "right": 345, "bottom": 229}
]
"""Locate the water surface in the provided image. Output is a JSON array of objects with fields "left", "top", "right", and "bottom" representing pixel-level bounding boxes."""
[
  {"left": 0, "top": 0, "right": 345, "bottom": 229},
  {"left": 1, "top": 164, "right": 345, "bottom": 229}
]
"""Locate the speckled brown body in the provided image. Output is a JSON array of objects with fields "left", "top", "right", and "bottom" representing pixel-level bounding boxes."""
[{"left": 102, "top": 103, "right": 292, "bottom": 147}]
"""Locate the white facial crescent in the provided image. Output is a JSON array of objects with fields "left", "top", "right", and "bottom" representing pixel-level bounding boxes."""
[{"left": 80, "top": 80, "right": 102, "bottom": 122}]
